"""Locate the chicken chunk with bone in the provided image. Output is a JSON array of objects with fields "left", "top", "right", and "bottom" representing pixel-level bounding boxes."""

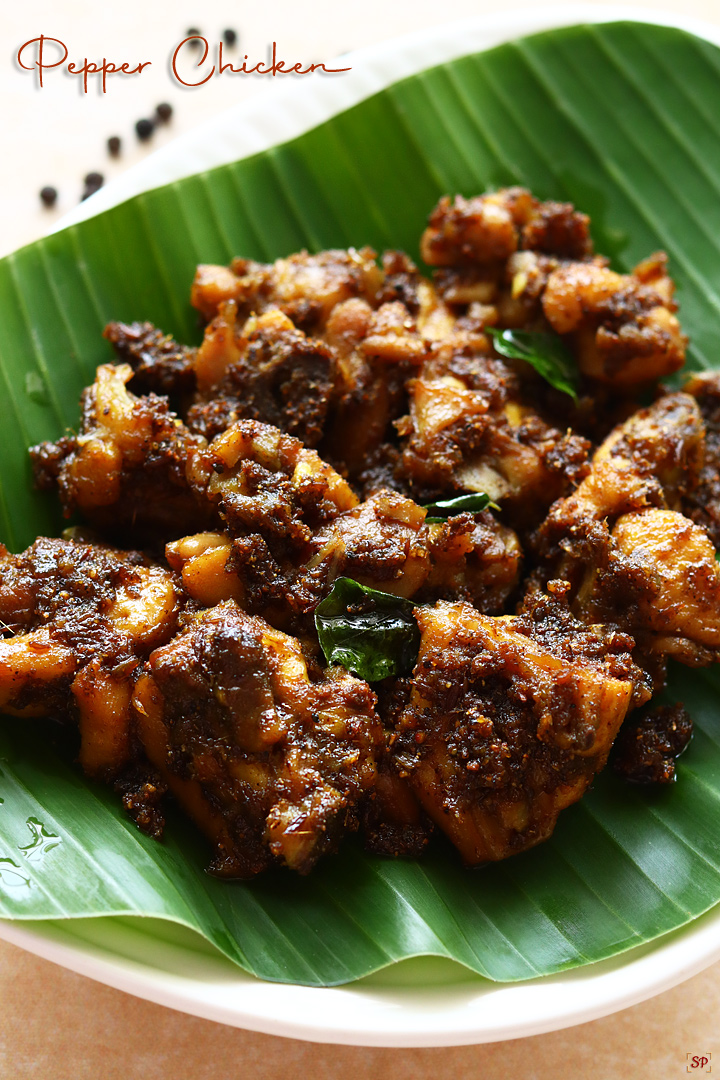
[
  {"left": 538, "top": 392, "right": 720, "bottom": 667},
  {"left": 0, "top": 537, "right": 179, "bottom": 778},
  {"left": 174, "top": 418, "right": 521, "bottom": 624},
  {"left": 133, "top": 601, "right": 383, "bottom": 877},
  {"left": 421, "top": 188, "right": 685, "bottom": 390},
  {"left": 390, "top": 590, "right": 650, "bottom": 865}
]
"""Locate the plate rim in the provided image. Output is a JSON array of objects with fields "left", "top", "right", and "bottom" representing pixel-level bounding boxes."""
[
  {"left": 6, "top": 1, "right": 720, "bottom": 1047},
  {"left": 1, "top": 903, "right": 720, "bottom": 1047}
]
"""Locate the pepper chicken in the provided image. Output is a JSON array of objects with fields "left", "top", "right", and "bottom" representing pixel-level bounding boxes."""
[{"left": 10, "top": 186, "right": 709, "bottom": 878}]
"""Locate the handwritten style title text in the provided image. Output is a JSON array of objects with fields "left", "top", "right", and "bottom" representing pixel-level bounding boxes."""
[{"left": 16, "top": 35, "right": 352, "bottom": 93}]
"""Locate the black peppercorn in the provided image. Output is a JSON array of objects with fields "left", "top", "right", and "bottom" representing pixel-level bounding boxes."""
[
  {"left": 223, "top": 28, "right": 237, "bottom": 46},
  {"left": 84, "top": 172, "right": 104, "bottom": 189},
  {"left": 107, "top": 136, "right": 121, "bottom": 157},
  {"left": 186, "top": 28, "right": 202, "bottom": 48},
  {"left": 155, "top": 102, "right": 173, "bottom": 123},
  {"left": 40, "top": 186, "right": 57, "bottom": 208},
  {"left": 135, "top": 118, "right": 155, "bottom": 141}
]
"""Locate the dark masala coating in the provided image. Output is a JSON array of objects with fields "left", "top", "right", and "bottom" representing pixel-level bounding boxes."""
[
  {"left": 187, "top": 307, "right": 336, "bottom": 445},
  {"left": 535, "top": 392, "right": 720, "bottom": 671},
  {"left": 612, "top": 703, "right": 693, "bottom": 785},
  {"left": 132, "top": 601, "right": 383, "bottom": 877},
  {"left": 0, "top": 537, "right": 179, "bottom": 781},
  {"left": 104, "top": 320, "right": 198, "bottom": 402},
  {"left": 390, "top": 589, "right": 651, "bottom": 865},
  {"left": 30, "top": 363, "right": 210, "bottom": 546}
]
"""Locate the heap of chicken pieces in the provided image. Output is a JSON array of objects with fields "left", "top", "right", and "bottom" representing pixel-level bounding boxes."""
[{"left": 3, "top": 187, "right": 715, "bottom": 878}]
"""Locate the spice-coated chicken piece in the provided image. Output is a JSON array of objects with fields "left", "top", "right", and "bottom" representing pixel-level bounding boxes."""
[
  {"left": 541, "top": 253, "right": 686, "bottom": 388},
  {"left": 104, "top": 320, "right": 197, "bottom": 404},
  {"left": 309, "top": 491, "right": 522, "bottom": 612},
  {"left": 0, "top": 537, "right": 179, "bottom": 780},
  {"left": 319, "top": 296, "right": 429, "bottom": 476},
  {"left": 190, "top": 247, "right": 384, "bottom": 329},
  {"left": 421, "top": 188, "right": 593, "bottom": 269},
  {"left": 422, "top": 189, "right": 686, "bottom": 390},
  {"left": 396, "top": 356, "right": 590, "bottom": 523},
  {"left": 175, "top": 418, "right": 522, "bottom": 622},
  {"left": 132, "top": 601, "right": 383, "bottom": 877},
  {"left": 187, "top": 307, "right": 337, "bottom": 445},
  {"left": 391, "top": 590, "right": 650, "bottom": 865},
  {"left": 181, "top": 418, "right": 359, "bottom": 625},
  {"left": 188, "top": 417, "right": 358, "bottom": 549},
  {"left": 422, "top": 187, "right": 594, "bottom": 331},
  {"left": 30, "top": 364, "right": 210, "bottom": 545},
  {"left": 537, "top": 392, "right": 720, "bottom": 668},
  {"left": 682, "top": 371, "right": 720, "bottom": 547}
]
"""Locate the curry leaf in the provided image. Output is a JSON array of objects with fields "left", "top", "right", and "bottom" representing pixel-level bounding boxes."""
[
  {"left": 486, "top": 328, "right": 578, "bottom": 400},
  {"left": 314, "top": 578, "right": 420, "bottom": 681},
  {"left": 422, "top": 492, "right": 499, "bottom": 523}
]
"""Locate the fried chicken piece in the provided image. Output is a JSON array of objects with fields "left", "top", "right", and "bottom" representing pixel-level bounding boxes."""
[
  {"left": 683, "top": 371, "right": 720, "bottom": 547},
  {"left": 319, "top": 297, "right": 427, "bottom": 475},
  {"left": 396, "top": 360, "right": 590, "bottom": 524},
  {"left": 186, "top": 306, "right": 337, "bottom": 445},
  {"left": 542, "top": 253, "right": 686, "bottom": 388},
  {"left": 103, "top": 321, "right": 197, "bottom": 402},
  {"left": 422, "top": 188, "right": 593, "bottom": 329},
  {"left": 422, "top": 189, "right": 685, "bottom": 391},
  {"left": 0, "top": 537, "right": 179, "bottom": 780},
  {"left": 307, "top": 489, "right": 432, "bottom": 599},
  {"left": 175, "top": 417, "right": 521, "bottom": 620},
  {"left": 182, "top": 418, "right": 358, "bottom": 624},
  {"left": 538, "top": 393, "right": 720, "bottom": 668},
  {"left": 30, "top": 364, "right": 210, "bottom": 545},
  {"left": 421, "top": 188, "right": 592, "bottom": 267},
  {"left": 421, "top": 510, "right": 522, "bottom": 611},
  {"left": 391, "top": 589, "right": 650, "bottom": 865},
  {"left": 612, "top": 703, "right": 693, "bottom": 785},
  {"left": 188, "top": 417, "right": 357, "bottom": 544},
  {"left": 132, "top": 601, "right": 383, "bottom": 877},
  {"left": 190, "top": 247, "right": 384, "bottom": 329},
  {"left": 362, "top": 676, "right": 434, "bottom": 858},
  {"left": 169, "top": 491, "right": 520, "bottom": 624},
  {"left": 309, "top": 491, "right": 521, "bottom": 610}
]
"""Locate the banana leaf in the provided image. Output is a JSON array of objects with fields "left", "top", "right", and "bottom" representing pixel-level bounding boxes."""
[{"left": 1, "top": 20, "right": 720, "bottom": 987}]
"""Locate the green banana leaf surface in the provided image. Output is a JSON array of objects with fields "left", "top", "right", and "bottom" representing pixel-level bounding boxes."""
[{"left": 1, "top": 20, "right": 720, "bottom": 987}]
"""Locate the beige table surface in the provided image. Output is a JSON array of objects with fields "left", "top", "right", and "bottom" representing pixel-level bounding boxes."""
[{"left": 3, "top": 0, "right": 720, "bottom": 1075}]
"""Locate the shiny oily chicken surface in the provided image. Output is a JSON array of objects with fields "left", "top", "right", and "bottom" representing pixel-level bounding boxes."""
[
  {"left": 0, "top": 537, "right": 179, "bottom": 781},
  {"left": 133, "top": 602, "right": 382, "bottom": 877},
  {"left": 12, "top": 185, "right": 713, "bottom": 878},
  {"left": 391, "top": 591, "right": 650, "bottom": 865}
]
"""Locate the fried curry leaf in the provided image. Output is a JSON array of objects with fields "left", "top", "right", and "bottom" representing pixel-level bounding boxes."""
[
  {"left": 486, "top": 328, "right": 578, "bottom": 400},
  {"left": 422, "top": 492, "right": 499, "bottom": 523},
  {"left": 314, "top": 578, "right": 420, "bottom": 681}
]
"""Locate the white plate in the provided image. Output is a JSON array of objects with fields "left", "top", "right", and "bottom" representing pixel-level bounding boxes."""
[{"left": 5, "top": 2, "right": 720, "bottom": 1048}]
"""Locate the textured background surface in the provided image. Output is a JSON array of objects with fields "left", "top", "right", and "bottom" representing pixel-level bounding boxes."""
[
  {"left": 0, "top": 934, "right": 717, "bottom": 1078},
  {"left": 3, "top": 0, "right": 720, "bottom": 1073}
]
